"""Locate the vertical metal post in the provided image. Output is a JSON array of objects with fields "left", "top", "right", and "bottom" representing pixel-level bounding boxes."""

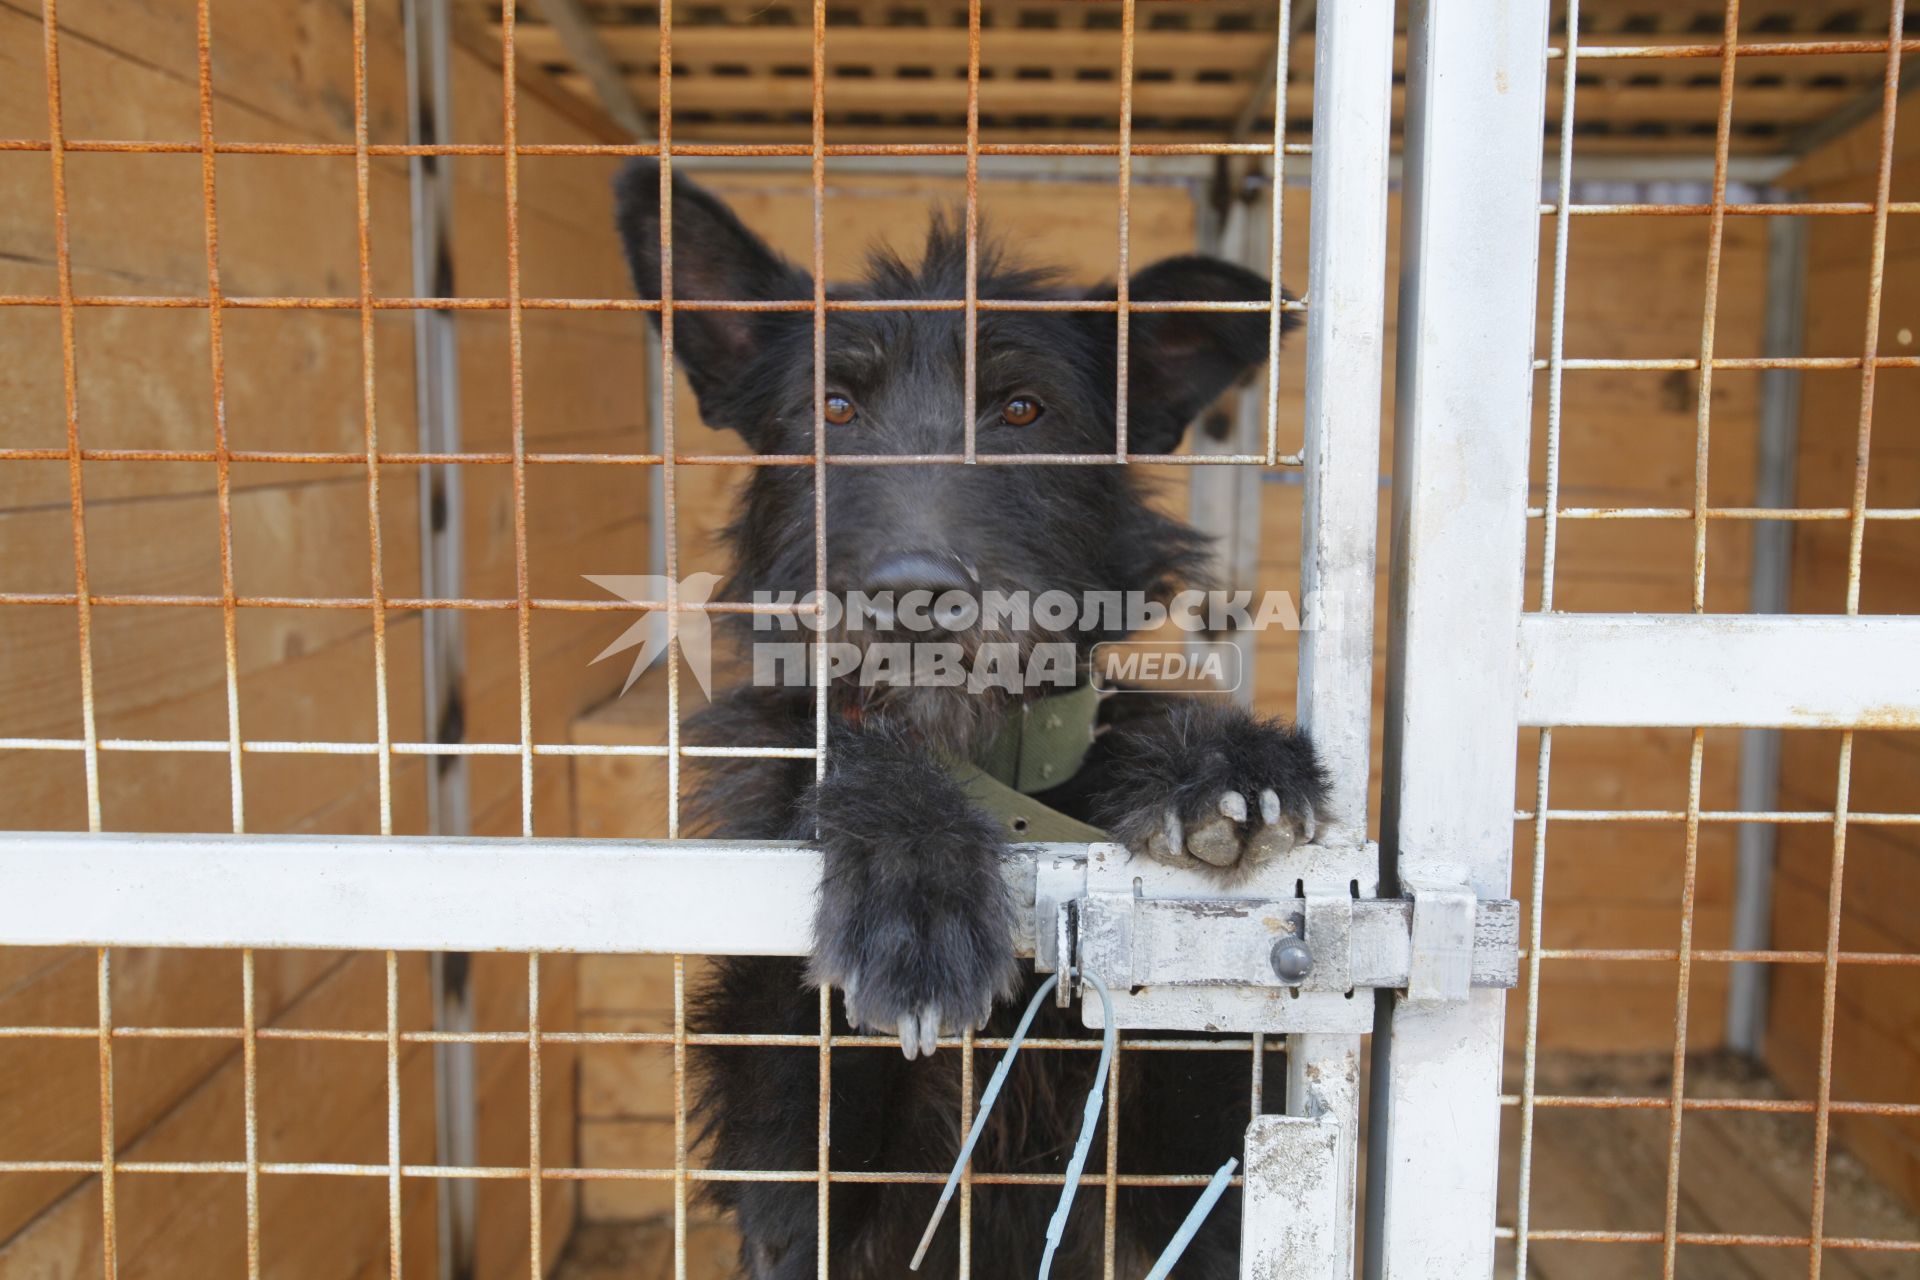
[
  {"left": 406, "top": 1, "right": 467, "bottom": 841},
  {"left": 1251, "top": 1, "right": 1395, "bottom": 1276},
  {"left": 1365, "top": 2, "right": 1550, "bottom": 1277},
  {"left": 1241, "top": 1111, "right": 1345, "bottom": 1276},
  {"left": 1295, "top": 0, "right": 1392, "bottom": 855},
  {"left": 1726, "top": 205, "right": 1808, "bottom": 1056},
  {"left": 405, "top": 1, "right": 476, "bottom": 1275}
]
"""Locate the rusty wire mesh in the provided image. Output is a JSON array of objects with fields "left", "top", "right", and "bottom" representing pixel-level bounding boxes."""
[
  {"left": 4, "top": 1, "right": 1920, "bottom": 1277},
  {"left": 0, "top": 1, "right": 1306, "bottom": 1275},
  {"left": 1506, "top": 0, "right": 1917, "bottom": 1275}
]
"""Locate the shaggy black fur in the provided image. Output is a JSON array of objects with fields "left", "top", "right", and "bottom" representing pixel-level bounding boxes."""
[{"left": 613, "top": 160, "right": 1328, "bottom": 1279}]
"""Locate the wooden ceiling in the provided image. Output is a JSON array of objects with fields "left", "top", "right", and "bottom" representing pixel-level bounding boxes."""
[{"left": 478, "top": 1, "right": 1904, "bottom": 155}]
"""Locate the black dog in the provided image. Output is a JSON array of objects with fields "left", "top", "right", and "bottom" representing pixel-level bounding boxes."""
[{"left": 614, "top": 161, "right": 1327, "bottom": 1279}]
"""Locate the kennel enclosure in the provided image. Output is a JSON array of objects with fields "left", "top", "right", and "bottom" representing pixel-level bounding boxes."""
[{"left": 2, "top": 1, "right": 1919, "bottom": 1278}]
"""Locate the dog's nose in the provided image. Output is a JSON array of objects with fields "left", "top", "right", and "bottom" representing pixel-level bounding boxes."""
[{"left": 864, "top": 550, "right": 978, "bottom": 630}]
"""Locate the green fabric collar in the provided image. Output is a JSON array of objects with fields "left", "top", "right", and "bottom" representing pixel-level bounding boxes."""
[
  {"left": 972, "top": 682, "right": 1103, "bottom": 794},
  {"left": 945, "top": 684, "right": 1108, "bottom": 843}
]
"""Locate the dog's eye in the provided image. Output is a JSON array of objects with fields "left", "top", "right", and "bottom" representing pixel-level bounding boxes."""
[
  {"left": 823, "top": 393, "right": 857, "bottom": 425},
  {"left": 1001, "top": 396, "right": 1043, "bottom": 427}
]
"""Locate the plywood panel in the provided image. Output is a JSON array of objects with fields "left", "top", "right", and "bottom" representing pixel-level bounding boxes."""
[
  {"left": 1763, "top": 90, "right": 1920, "bottom": 1216},
  {"left": 0, "top": 0, "right": 635, "bottom": 1268},
  {"left": 0, "top": 951, "right": 439, "bottom": 1278}
]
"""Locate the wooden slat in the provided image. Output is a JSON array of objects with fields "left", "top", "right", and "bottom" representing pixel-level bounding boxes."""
[
  {"left": 1498, "top": 1051, "right": 1917, "bottom": 1280},
  {"left": 516, "top": 23, "right": 1263, "bottom": 74},
  {"left": 474, "top": 1, "right": 1901, "bottom": 157},
  {"left": 595, "top": 69, "right": 1262, "bottom": 117},
  {"left": 512, "top": 20, "right": 1902, "bottom": 108},
  {"left": 498, "top": 120, "right": 1837, "bottom": 155},
  {"left": 554, "top": 71, "right": 1857, "bottom": 133},
  {"left": 0, "top": 952, "right": 439, "bottom": 1276}
]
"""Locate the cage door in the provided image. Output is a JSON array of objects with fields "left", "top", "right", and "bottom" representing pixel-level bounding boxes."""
[{"left": 1367, "top": 1, "right": 1555, "bottom": 1278}]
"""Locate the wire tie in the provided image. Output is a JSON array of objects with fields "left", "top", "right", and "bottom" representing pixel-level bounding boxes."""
[{"left": 909, "top": 968, "right": 1235, "bottom": 1276}]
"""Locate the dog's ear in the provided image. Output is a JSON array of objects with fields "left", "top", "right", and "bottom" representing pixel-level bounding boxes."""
[
  {"left": 613, "top": 159, "right": 811, "bottom": 431},
  {"left": 1099, "top": 256, "right": 1296, "bottom": 454}
]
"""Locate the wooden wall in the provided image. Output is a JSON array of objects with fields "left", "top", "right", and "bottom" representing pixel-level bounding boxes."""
[
  {"left": 0, "top": 1, "right": 652, "bottom": 1272},
  {"left": 1765, "top": 92, "right": 1920, "bottom": 1213},
  {"left": 1502, "top": 200, "right": 1774, "bottom": 1058}
]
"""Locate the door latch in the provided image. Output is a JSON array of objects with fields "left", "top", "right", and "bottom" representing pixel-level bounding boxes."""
[{"left": 1028, "top": 844, "right": 1517, "bottom": 1033}]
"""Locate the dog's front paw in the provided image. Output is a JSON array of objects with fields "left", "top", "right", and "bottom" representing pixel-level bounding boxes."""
[
  {"left": 810, "top": 855, "right": 1017, "bottom": 1057},
  {"left": 1136, "top": 783, "right": 1317, "bottom": 871},
  {"left": 820, "top": 925, "right": 1006, "bottom": 1060},
  {"left": 1098, "top": 703, "right": 1327, "bottom": 877},
  {"left": 806, "top": 737, "right": 1019, "bottom": 1059}
]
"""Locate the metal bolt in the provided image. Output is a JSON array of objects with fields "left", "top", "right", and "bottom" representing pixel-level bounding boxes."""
[{"left": 1271, "top": 936, "right": 1313, "bottom": 985}]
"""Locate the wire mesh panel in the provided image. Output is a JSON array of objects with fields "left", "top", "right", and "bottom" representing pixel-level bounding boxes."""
[
  {"left": 1372, "top": 1, "right": 1920, "bottom": 1278},
  {"left": 0, "top": 1, "right": 1397, "bottom": 1276},
  {"left": 1498, "top": 3, "right": 1920, "bottom": 1278}
]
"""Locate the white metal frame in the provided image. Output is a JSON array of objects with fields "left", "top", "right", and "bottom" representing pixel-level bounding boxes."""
[
  {"left": 0, "top": 834, "right": 826, "bottom": 954},
  {"left": 1517, "top": 615, "right": 1920, "bottom": 728},
  {"left": 1271, "top": 1, "right": 1395, "bottom": 1276},
  {"left": 1366, "top": 2, "right": 1553, "bottom": 1277},
  {"left": 3, "top": 1, "right": 1400, "bottom": 1263}
]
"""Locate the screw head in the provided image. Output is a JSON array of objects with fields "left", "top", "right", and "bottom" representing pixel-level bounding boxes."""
[{"left": 1271, "top": 936, "right": 1314, "bottom": 984}]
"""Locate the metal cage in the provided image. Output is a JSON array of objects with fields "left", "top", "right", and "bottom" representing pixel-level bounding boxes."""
[{"left": 2, "top": 2, "right": 1917, "bottom": 1278}]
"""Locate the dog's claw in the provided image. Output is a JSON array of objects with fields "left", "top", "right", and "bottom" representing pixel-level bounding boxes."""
[
  {"left": 1145, "top": 807, "right": 1185, "bottom": 865},
  {"left": 829, "top": 966, "right": 984, "bottom": 1058},
  {"left": 919, "top": 1005, "right": 939, "bottom": 1058},
  {"left": 1259, "top": 788, "right": 1281, "bottom": 827},
  {"left": 887, "top": 1003, "right": 946, "bottom": 1059},
  {"left": 1129, "top": 784, "right": 1319, "bottom": 874}
]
